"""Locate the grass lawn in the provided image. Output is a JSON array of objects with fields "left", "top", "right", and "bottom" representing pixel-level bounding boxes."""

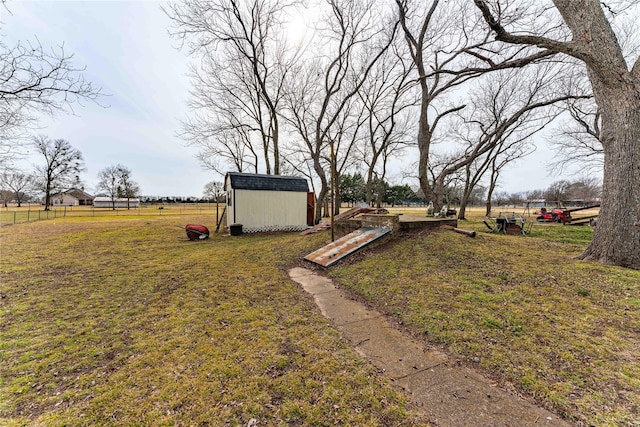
[
  {"left": 0, "top": 216, "right": 426, "bottom": 426},
  {"left": 1, "top": 209, "right": 638, "bottom": 426},
  {"left": 331, "top": 208, "right": 639, "bottom": 426}
]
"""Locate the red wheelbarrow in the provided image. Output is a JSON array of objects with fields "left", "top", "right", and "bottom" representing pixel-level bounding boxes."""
[{"left": 178, "top": 224, "right": 210, "bottom": 240}]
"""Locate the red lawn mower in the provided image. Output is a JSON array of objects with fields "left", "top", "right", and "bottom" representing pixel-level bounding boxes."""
[{"left": 536, "top": 207, "right": 567, "bottom": 223}]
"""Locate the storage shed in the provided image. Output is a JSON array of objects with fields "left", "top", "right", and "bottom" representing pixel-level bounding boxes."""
[
  {"left": 225, "top": 172, "right": 310, "bottom": 233},
  {"left": 93, "top": 197, "right": 141, "bottom": 208}
]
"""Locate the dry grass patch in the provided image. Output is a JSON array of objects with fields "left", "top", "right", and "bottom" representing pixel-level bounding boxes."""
[
  {"left": 330, "top": 220, "right": 639, "bottom": 426},
  {"left": 1, "top": 216, "right": 428, "bottom": 426}
]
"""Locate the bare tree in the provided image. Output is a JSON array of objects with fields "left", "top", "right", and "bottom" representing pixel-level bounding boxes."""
[
  {"left": 116, "top": 165, "right": 140, "bottom": 209},
  {"left": 322, "top": 97, "right": 367, "bottom": 215},
  {"left": 282, "top": 0, "right": 398, "bottom": 222},
  {"left": 96, "top": 165, "right": 121, "bottom": 210},
  {"left": 0, "top": 169, "right": 33, "bottom": 207},
  {"left": 356, "top": 40, "right": 416, "bottom": 206},
  {"left": 32, "top": 136, "right": 84, "bottom": 210},
  {"left": 565, "top": 176, "right": 601, "bottom": 203},
  {"left": 432, "top": 63, "right": 584, "bottom": 218},
  {"left": 165, "top": 0, "right": 300, "bottom": 175},
  {"left": 203, "top": 180, "right": 225, "bottom": 224},
  {"left": 549, "top": 97, "right": 603, "bottom": 174},
  {"left": 475, "top": 0, "right": 640, "bottom": 269},
  {"left": 451, "top": 65, "right": 574, "bottom": 218},
  {"left": 0, "top": 37, "right": 102, "bottom": 165},
  {"left": 396, "top": 0, "right": 560, "bottom": 211},
  {"left": 0, "top": 188, "right": 11, "bottom": 208},
  {"left": 482, "top": 143, "right": 534, "bottom": 217},
  {"left": 203, "top": 181, "right": 224, "bottom": 202},
  {"left": 96, "top": 164, "right": 140, "bottom": 210}
]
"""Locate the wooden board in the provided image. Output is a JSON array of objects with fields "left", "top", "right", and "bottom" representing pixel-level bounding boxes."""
[{"left": 304, "top": 227, "right": 391, "bottom": 267}]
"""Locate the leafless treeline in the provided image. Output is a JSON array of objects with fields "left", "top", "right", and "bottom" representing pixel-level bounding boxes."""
[{"left": 164, "top": 0, "right": 610, "bottom": 223}]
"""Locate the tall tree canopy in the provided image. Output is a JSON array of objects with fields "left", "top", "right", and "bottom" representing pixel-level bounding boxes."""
[
  {"left": 474, "top": 0, "right": 640, "bottom": 268},
  {"left": 32, "top": 136, "right": 84, "bottom": 210}
]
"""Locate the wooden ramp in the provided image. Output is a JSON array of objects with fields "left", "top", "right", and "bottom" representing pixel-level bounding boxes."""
[
  {"left": 300, "top": 207, "right": 374, "bottom": 235},
  {"left": 304, "top": 227, "right": 391, "bottom": 267}
]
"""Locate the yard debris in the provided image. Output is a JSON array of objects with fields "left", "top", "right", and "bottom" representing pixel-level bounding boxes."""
[
  {"left": 483, "top": 212, "right": 531, "bottom": 235},
  {"left": 451, "top": 227, "right": 476, "bottom": 238}
]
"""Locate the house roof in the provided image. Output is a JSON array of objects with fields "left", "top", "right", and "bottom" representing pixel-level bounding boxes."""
[
  {"left": 49, "top": 192, "right": 80, "bottom": 200},
  {"left": 226, "top": 172, "right": 309, "bottom": 192},
  {"left": 67, "top": 188, "right": 94, "bottom": 200},
  {"left": 50, "top": 188, "right": 94, "bottom": 200}
]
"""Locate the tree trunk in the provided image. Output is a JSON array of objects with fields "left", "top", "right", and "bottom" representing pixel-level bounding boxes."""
[
  {"left": 44, "top": 181, "right": 51, "bottom": 211},
  {"left": 334, "top": 173, "right": 341, "bottom": 216},
  {"left": 474, "top": 0, "right": 640, "bottom": 268},
  {"left": 432, "top": 176, "right": 445, "bottom": 212},
  {"left": 365, "top": 169, "right": 374, "bottom": 206},
  {"left": 485, "top": 180, "right": 497, "bottom": 217},
  {"left": 313, "top": 157, "right": 328, "bottom": 224},
  {"left": 417, "top": 98, "right": 433, "bottom": 207},
  {"left": 553, "top": 0, "right": 640, "bottom": 268},
  {"left": 458, "top": 191, "right": 470, "bottom": 220},
  {"left": 578, "top": 85, "right": 640, "bottom": 268}
]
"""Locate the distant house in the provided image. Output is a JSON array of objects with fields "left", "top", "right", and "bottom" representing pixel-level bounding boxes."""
[
  {"left": 48, "top": 188, "right": 94, "bottom": 206},
  {"left": 225, "top": 172, "right": 311, "bottom": 233},
  {"left": 93, "top": 197, "right": 141, "bottom": 208}
]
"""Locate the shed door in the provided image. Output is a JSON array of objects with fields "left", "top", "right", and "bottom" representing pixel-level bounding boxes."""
[{"left": 307, "top": 192, "right": 316, "bottom": 226}]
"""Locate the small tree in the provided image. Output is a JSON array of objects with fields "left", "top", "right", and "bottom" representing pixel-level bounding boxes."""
[
  {"left": 115, "top": 165, "right": 140, "bottom": 209},
  {"left": 97, "top": 165, "right": 140, "bottom": 210},
  {"left": 32, "top": 136, "right": 84, "bottom": 210},
  {"left": 96, "top": 166, "right": 120, "bottom": 210},
  {"left": 203, "top": 181, "right": 225, "bottom": 226},
  {"left": 339, "top": 173, "right": 366, "bottom": 207},
  {"left": 0, "top": 189, "right": 12, "bottom": 208},
  {"left": 0, "top": 170, "right": 34, "bottom": 207}
]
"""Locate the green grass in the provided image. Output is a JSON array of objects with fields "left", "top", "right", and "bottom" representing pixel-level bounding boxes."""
[
  {"left": 0, "top": 216, "right": 427, "bottom": 426},
  {"left": 330, "top": 209, "right": 639, "bottom": 426},
  {"left": 3, "top": 207, "right": 637, "bottom": 426},
  {"left": 0, "top": 203, "right": 224, "bottom": 226}
]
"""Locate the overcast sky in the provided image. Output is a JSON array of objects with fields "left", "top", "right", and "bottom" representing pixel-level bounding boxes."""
[
  {"left": 4, "top": 0, "right": 215, "bottom": 197},
  {"left": 4, "top": 0, "right": 585, "bottom": 198}
]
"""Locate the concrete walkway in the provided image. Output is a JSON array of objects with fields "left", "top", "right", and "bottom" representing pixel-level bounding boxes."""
[{"left": 289, "top": 267, "right": 571, "bottom": 427}]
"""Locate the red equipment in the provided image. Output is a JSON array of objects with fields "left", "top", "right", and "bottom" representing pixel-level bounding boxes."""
[
  {"left": 536, "top": 207, "right": 566, "bottom": 223},
  {"left": 536, "top": 204, "right": 600, "bottom": 224},
  {"left": 185, "top": 224, "right": 210, "bottom": 240}
]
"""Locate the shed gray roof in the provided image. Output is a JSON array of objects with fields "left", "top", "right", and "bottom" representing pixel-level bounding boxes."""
[{"left": 226, "top": 172, "right": 309, "bottom": 192}]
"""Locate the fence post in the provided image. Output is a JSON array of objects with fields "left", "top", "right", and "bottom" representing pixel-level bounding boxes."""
[{"left": 14, "top": 210, "right": 16, "bottom": 224}]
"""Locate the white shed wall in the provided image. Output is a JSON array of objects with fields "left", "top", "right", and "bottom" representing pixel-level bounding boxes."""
[
  {"left": 231, "top": 189, "right": 307, "bottom": 232},
  {"left": 93, "top": 198, "right": 141, "bottom": 208},
  {"left": 51, "top": 194, "right": 79, "bottom": 206}
]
